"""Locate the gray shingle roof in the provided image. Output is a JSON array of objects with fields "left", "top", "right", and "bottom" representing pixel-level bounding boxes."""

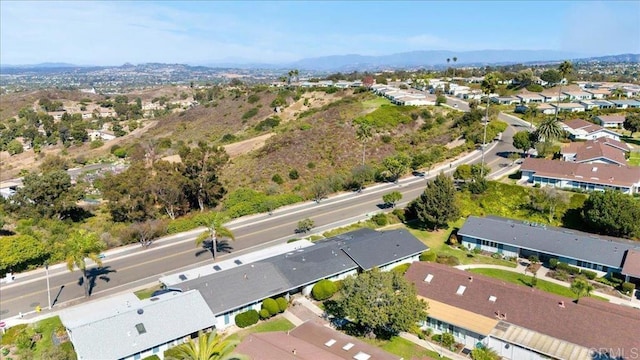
[
  {"left": 62, "top": 290, "right": 215, "bottom": 360},
  {"left": 341, "top": 228, "right": 428, "bottom": 270},
  {"left": 459, "top": 216, "right": 640, "bottom": 268},
  {"left": 176, "top": 228, "right": 427, "bottom": 315}
]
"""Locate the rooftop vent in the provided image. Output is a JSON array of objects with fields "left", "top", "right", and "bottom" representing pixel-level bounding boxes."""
[
  {"left": 489, "top": 295, "right": 497, "bottom": 302},
  {"left": 325, "top": 339, "right": 336, "bottom": 347},
  {"left": 135, "top": 323, "right": 146, "bottom": 335},
  {"left": 456, "top": 285, "right": 466, "bottom": 296},
  {"left": 178, "top": 274, "right": 187, "bottom": 281},
  {"left": 343, "top": 343, "right": 355, "bottom": 351},
  {"left": 592, "top": 167, "right": 598, "bottom": 172},
  {"left": 137, "top": 308, "right": 144, "bottom": 315},
  {"left": 469, "top": 276, "right": 473, "bottom": 282},
  {"left": 424, "top": 274, "right": 434, "bottom": 283}
]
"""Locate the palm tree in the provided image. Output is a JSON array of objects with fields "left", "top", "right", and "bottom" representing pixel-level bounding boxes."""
[
  {"left": 64, "top": 229, "right": 106, "bottom": 298},
  {"left": 446, "top": 58, "right": 451, "bottom": 76},
  {"left": 452, "top": 56, "right": 458, "bottom": 77},
  {"left": 167, "top": 331, "right": 243, "bottom": 360},
  {"left": 612, "top": 87, "right": 624, "bottom": 99},
  {"left": 479, "top": 72, "right": 498, "bottom": 177},
  {"left": 554, "top": 61, "right": 573, "bottom": 123},
  {"left": 535, "top": 117, "right": 564, "bottom": 143},
  {"left": 355, "top": 122, "right": 373, "bottom": 165},
  {"left": 571, "top": 278, "right": 594, "bottom": 302},
  {"left": 196, "top": 212, "right": 235, "bottom": 260}
]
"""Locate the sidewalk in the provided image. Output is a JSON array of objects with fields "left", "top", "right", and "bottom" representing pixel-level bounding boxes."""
[{"left": 455, "top": 263, "right": 640, "bottom": 307}]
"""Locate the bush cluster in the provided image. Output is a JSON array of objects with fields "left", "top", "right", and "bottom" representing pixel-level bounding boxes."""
[
  {"left": 621, "top": 282, "right": 636, "bottom": 295},
  {"left": 436, "top": 255, "right": 460, "bottom": 266},
  {"left": 235, "top": 310, "right": 259, "bottom": 328},
  {"left": 419, "top": 251, "right": 437, "bottom": 262},
  {"left": 371, "top": 213, "right": 388, "bottom": 226},
  {"left": 390, "top": 263, "right": 411, "bottom": 275},
  {"left": 224, "top": 188, "right": 303, "bottom": 218},
  {"left": 312, "top": 279, "right": 338, "bottom": 301}
]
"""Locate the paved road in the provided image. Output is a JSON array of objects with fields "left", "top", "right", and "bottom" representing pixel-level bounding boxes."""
[{"left": 0, "top": 100, "right": 523, "bottom": 321}]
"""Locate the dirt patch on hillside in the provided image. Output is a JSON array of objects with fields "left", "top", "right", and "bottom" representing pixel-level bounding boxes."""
[{"left": 224, "top": 133, "right": 275, "bottom": 158}]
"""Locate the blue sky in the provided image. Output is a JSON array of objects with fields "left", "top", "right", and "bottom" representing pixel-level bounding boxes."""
[{"left": 1, "top": 1, "right": 639, "bottom": 66}]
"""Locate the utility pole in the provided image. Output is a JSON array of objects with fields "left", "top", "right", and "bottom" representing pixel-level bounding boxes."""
[
  {"left": 45, "top": 262, "right": 52, "bottom": 310},
  {"left": 480, "top": 95, "right": 490, "bottom": 178}
]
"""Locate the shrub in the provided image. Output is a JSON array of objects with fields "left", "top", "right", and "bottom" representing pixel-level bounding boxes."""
[
  {"left": 391, "top": 263, "right": 411, "bottom": 275},
  {"left": 255, "top": 116, "right": 281, "bottom": 131},
  {"left": 621, "top": 282, "right": 636, "bottom": 295},
  {"left": 441, "top": 332, "right": 455, "bottom": 348},
  {"left": 271, "top": 174, "right": 284, "bottom": 185},
  {"left": 491, "top": 253, "right": 503, "bottom": 259},
  {"left": 596, "top": 275, "right": 623, "bottom": 287},
  {"left": 1, "top": 324, "right": 28, "bottom": 346},
  {"left": 288, "top": 169, "right": 299, "bottom": 180},
  {"left": 526, "top": 84, "right": 544, "bottom": 92},
  {"left": 90, "top": 140, "right": 104, "bottom": 149},
  {"left": 235, "top": 310, "right": 259, "bottom": 328},
  {"left": 581, "top": 269, "right": 597, "bottom": 280},
  {"left": 142, "top": 356, "right": 161, "bottom": 360},
  {"left": 312, "top": 279, "right": 337, "bottom": 300},
  {"left": 472, "top": 247, "right": 482, "bottom": 254},
  {"left": 242, "top": 107, "right": 259, "bottom": 120},
  {"left": 259, "top": 308, "right": 271, "bottom": 319},
  {"left": 556, "top": 262, "right": 580, "bottom": 275},
  {"left": 528, "top": 255, "right": 539, "bottom": 264},
  {"left": 436, "top": 255, "right": 460, "bottom": 266},
  {"left": 371, "top": 213, "right": 388, "bottom": 226},
  {"left": 391, "top": 208, "right": 406, "bottom": 222},
  {"left": 276, "top": 297, "right": 288, "bottom": 312},
  {"left": 248, "top": 94, "right": 260, "bottom": 104},
  {"left": 549, "top": 258, "right": 558, "bottom": 269},
  {"left": 262, "top": 298, "right": 280, "bottom": 316},
  {"left": 419, "top": 251, "right": 437, "bottom": 262},
  {"left": 113, "top": 148, "right": 127, "bottom": 158}
]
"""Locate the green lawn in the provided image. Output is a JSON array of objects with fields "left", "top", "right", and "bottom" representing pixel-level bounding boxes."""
[
  {"left": 225, "top": 317, "right": 295, "bottom": 342},
  {"left": 361, "top": 97, "right": 392, "bottom": 111},
  {"left": 0, "top": 316, "right": 78, "bottom": 359},
  {"left": 362, "top": 336, "right": 448, "bottom": 360},
  {"left": 468, "top": 268, "right": 608, "bottom": 301},
  {"left": 134, "top": 284, "right": 163, "bottom": 300},
  {"left": 628, "top": 152, "right": 640, "bottom": 166}
]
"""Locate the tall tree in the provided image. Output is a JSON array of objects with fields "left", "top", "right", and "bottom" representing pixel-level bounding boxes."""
[
  {"left": 412, "top": 173, "right": 460, "bottom": 230},
  {"left": 452, "top": 56, "right": 458, "bottom": 77},
  {"left": 554, "top": 61, "right": 573, "bottom": 123},
  {"left": 332, "top": 269, "right": 428, "bottom": 338},
  {"left": 152, "top": 160, "right": 189, "bottom": 219},
  {"left": 539, "top": 69, "right": 562, "bottom": 85},
  {"left": 355, "top": 122, "right": 373, "bottom": 165},
  {"left": 100, "top": 162, "right": 156, "bottom": 222},
  {"left": 381, "top": 153, "right": 411, "bottom": 182},
  {"left": 611, "top": 88, "right": 625, "bottom": 99},
  {"left": 529, "top": 187, "right": 568, "bottom": 223},
  {"left": 166, "top": 331, "right": 242, "bottom": 360},
  {"left": 382, "top": 191, "right": 402, "bottom": 208},
  {"left": 64, "top": 229, "right": 106, "bottom": 298},
  {"left": 480, "top": 72, "right": 499, "bottom": 176},
  {"left": 10, "top": 170, "right": 82, "bottom": 220},
  {"left": 581, "top": 190, "right": 640, "bottom": 238},
  {"left": 623, "top": 113, "right": 640, "bottom": 137},
  {"left": 195, "top": 212, "right": 235, "bottom": 260},
  {"left": 512, "top": 130, "right": 533, "bottom": 156},
  {"left": 181, "top": 142, "right": 228, "bottom": 212}
]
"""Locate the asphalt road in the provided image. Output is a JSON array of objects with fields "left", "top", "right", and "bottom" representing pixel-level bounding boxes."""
[{"left": 0, "top": 98, "right": 524, "bottom": 321}]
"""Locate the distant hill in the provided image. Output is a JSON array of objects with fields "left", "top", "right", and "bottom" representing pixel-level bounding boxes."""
[{"left": 1, "top": 62, "right": 81, "bottom": 69}]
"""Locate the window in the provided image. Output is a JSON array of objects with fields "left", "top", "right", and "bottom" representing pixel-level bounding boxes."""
[
  {"left": 325, "top": 339, "right": 336, "bottom": 347},
  {"left": 135, "top": 323, "right": 146, "bottom": 335},
  {"left": 153, "top": 346, "right": 159, "bottom": 354},
  {"left": 343, "top": 343, "right": 355, "bottom": 350},
  {"left": 456, "top": 285, "right": 466, "bottom": 295},
  {"left": 134, "top": 354, "right": 141, "bottom": 360}
]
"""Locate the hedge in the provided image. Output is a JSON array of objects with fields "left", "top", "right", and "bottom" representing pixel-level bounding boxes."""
[
  {"left": 581, "top": 269, "right": 597, "bottom": 280},
  {"left": 259, "top": 308, "right": 271, "bottom": 319},
  {"left": 391, "top": 263, "right": 411, "bottom": 275},
  {"left": 262, "top": 298, "right": 279, "bottom": 316},
  {"left": 276, "top": 297, "right": 288, "bottom": 313},
  {"left": 235, "top": 310, "right": 259, "bottom": 328},
  {"left": 419, "top": 251, "right": 437, "bottom": 262},
  {"left": 622, "top": 282, "right": 636, "bottom": 295},
  {"left": 312, "top": 279, "right": 337, "bottom": 301}
]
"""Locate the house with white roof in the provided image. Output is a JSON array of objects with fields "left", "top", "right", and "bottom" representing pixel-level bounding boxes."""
[
  {"left": 516, "top": 93, "right": 545, "bottom": 104},
  {"left": 561, "top": 118, "right": 621, "bottom": 141},
  {"left": 490, "top": 96, "right": 519, "bottom": 105},
  {"left": 611, "top": 100, "right": 640, "bottom": 109},
  {"left": 552, "top": 103, "right": 586, "bottom": 113},
  {"left": 562, "top": 91, "right": 593, "bottom": 101},
  {"left": 60, "top": 291, "right": 216, "bottom": 360},
  {"left": 595, "top": 114, "right": 626, "bottom": 128},
  {"left": 585, "top": 89, "right": 611, "bottom": 99},
  {"left": 540, "top": 92, "right": 568, "bottom": 103}
]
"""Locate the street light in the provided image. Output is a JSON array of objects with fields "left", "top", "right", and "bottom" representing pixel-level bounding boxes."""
[{"left": 45, "top": 261, "right": 51, "bottom": 310}]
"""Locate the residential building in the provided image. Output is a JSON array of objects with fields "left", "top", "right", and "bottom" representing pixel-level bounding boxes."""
[
  {"left": 490, "top": 96, "right": 519, "bottom": 105},
  {"left": 585, "top": 89, "right": 611, "bottom": 99},
  {"left": 236, "top": 321, "right": 400, "bottom": 360},
  {"left": 561, "top": 138, "right": 628, "bottom": 165},
  {"left": 561, "top": 118, "right": 621, "bottom": 141},
  {"left": 551, "top": 102, "right": 585, "bottom": 113},
  {"left": 173, "top": 228, "right": 427, "bottom": 330},
  {"left": 520, "top": 157, "right": 640, "bottom": 194},
  {"left": 595, "top": 114, "right": 626, "bottom": 128},
  {"left": 60, "top": 291, "right": 216, "bottom": 360},
  {"left": 406, "top": 262, "right": 640, "bottom": 360},
  {"left": 516, "top": 93, "right": 544, "bottom": 104},
  {"left": 88, "top": 129, "right": 117, "bottom": 141},
  {"left": 562, "top": 91, "right": 593, "bottom": 101},
  {"left": 540, "top": 92, "right": 568, "bottom": 103},
  {"left": 591, "top": 99, "right": 615, "bottom": 109},
  {"left": 611, "top": 100, "right": 640, "bottom": 109}
]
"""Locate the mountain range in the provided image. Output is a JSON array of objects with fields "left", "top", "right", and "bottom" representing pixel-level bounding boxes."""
[{"left": 3, "top": 51, "right": 639, "bottom": 72}]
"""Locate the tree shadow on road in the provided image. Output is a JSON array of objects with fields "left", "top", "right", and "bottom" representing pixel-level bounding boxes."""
[
  {"left": 195, "top": 240, "right": 234, "bottom": 259},
  {"left": 78, "top": 266, "right": 117, "bottom": 296}
]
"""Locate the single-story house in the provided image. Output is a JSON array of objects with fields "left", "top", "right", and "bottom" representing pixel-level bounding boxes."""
[
  {"left": 585, "top": 89, "right": 611, "bottom": 99},
  {"left": 595, "top": 114, "right": 626, "bottom": 128},
  {"left": 520, "top": 157, "right": 640, "bottom": 194},
  {"left": 552, "top": 102, "right": 585, "bottom": 113},
  {"left": 591, "top": 99, "right": 615, "bottom": 109},
  {"left": 562, "top": 91, "right": 593, "bottom": 101},
  {"left": 490, "top": 96, "right": 519, "bottom": 105},
  {"left": 236, "top": 321, "right": 401, "bottom": 360},
  {"left": 173, "top": 228, "right": 427, "bottom": 330},
  {"left": 610, "top": 100, "right": 640, "bottom": 109},
  {"left": 561, "top": 118, "right": 621, "bottom": 141},
  {"left": 60, "top": 291, "right": 216, "bottom": 360},
  {"left": 577, "top": 100, "right": 599, "bottom": 110},
  {"left": 516, "top": 93, "right": 545, "bottom": 104},
  {"left": 457, "top": 216, "right": 640, "bottom": 281},
  {"left": 88, "top": 130, "right": 117, "bottom": 141},
  {"left": 561, "top": 138, "right": 628, "bottom": 166},
  {"left": 540, "top": 92, "right": 568, "bottom": 103},
  {"left": 406, "top": 262, "right": 640, "bottom": 360},
  {"left": 334, "top": 81, "right": 351, "bottom": 89}
]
